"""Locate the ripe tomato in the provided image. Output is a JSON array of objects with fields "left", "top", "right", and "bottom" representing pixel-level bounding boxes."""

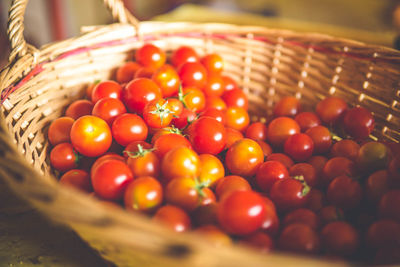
[
  {"left": 112, "top": 113, "right": 148, "bottom": 146},
  {"left": 273, "top": 96, "right": 301, "bottom": 117},
  {"left": 123, "top": 78, "right": 162, "bottom": 114},
  {"left": 200, "top": 108, "right": 226, "bottom": 125},
  {"left": 322, "top": 157, "right": 356, "bottom": 186},
  {"left": 305, "top": 188, "right": 325, "bottom": 212},
  {"left": 201, "top": 53, "right": 224, "bottom": 74},
  {"left": 91, "top": 153, "right": 125, "bottom": 174},
  {"left": 152, "top": 64, "right": 180, "bottom": 97},
  {"left": 92, "top": 97, "right": 127, "bottom": 125},
  {"left": 171, "top": 46, "right": 199, "bottom": 68},
  {"left": 198, "top": 154, "right": 225, "bottom": 187},
  {"left": 238, "top": 232, "right": 274, "bottom": 253},
  {"left": 115, "top": 61, "right": 141, "bottom": 83},
  {"left": 134, "top": 66, "right": 156, "bottom": 79},
  {"left": 50, "top": 143, "right": 79, "bottom": 172},
  {"left": 222, "top": 89, "right": 248, "bottom": 110},
  {"left": 166, "top": 98, "right": 183, "bottom": 117},
  {"left": 91, "top": 80, "right": 122, "bottom": 103},
  {"left": 320, "top": 221, "right": 359, "bottom": 256},
  {"left": 91, "top": 159, "right": 133, "bottom": 201},
  {"left": 215, "top": 175, "right": 251, "bottom": 199},
  {"left": 318, "top": 205, "right": 344, "bottom": 226},
  {"left": 379, "top": 190, "right": 400, "bottom": 222},
  {"left": 178, "top": 62, "right": 208, "bottom": 89},
  {"left": 59, "top": 169, "right": 92, "bottom": 193},
  {"left": 289, "top": 163, "right": 319, "bottom": 187},
  {"left": 161, "top": 146, "right": 200, "bottom": 184},
  {"left": 278, "top": 223, "right": 320, "bottom": 254},
  {"left": 225, "top": 106, "right": 250, "bottom": 132},
  {"left": 343, "top": 106, "right": 374, "bottom": 139},
  {"left": 153, "top": 133, "right": 192, "bottom": 159},
  {"left": 266, "top": 117, "right": 300, "bottom": 147},
  {"left": 135, "top": 43, "right": 166, "bottom": 69},
  {"left": 257, "top": 140, "right": 273, "bottom": 158},
  {"left": 126, "top": 144, "right": 160, "bottom": 178},
  {"left": 205, "top": 96, "right": 227, "bottom": 111},
  {"left": 187, "top": 116, "right": 226, "bottom": 155},
  {"left": 124, "top": 176, "right": 163, "bottom": 213},
  {"left": 152, "top": 205, "right": 191, "bottom": 232},
  {"left": 123, "top": 141, "right": 151, "bottom": 158},
  {"left": 222, "top": 75, "right": 238, "bottom": 91},
  {"left": 261, "top": 197, "right": 280, "bottom": 237},
  {"left": 283, "top": 208, "right": 320, "bottom": 230},
  {"left": 305, "top": 126, "right": 332, "bottom": 154},
  {"left": 203, "top": 74, "right": 225, "bottom": 97},
  {"left": 330, "top": 139, "right": 360, "bottom": 161},
  {"left": 225, "top": 138, "right": 264, "bottom": 177},
  {"left": 270, "top": 177, "right": 310, "bottom": 212},
  {"left": 70, "top": 115, "right": 112, "bottom": 157},
  {"left": 307, "top": 155, "right": 328, "bottom": 178},
  {"left": 294, "top": 112, "right": 321, "bottom": 132},
  {"left": 217, "top": 190, "right": 266, "bottom": 235},
  {"left": 143, "top": 98, "right": 174, "bottom": 129},
  {"left": 194, "top": 225, "right": 232, "bottom": 247},
  {"left": 224, "top": 127, "right": 244, "bottom": 149},
  {"left": 366, "top": 219, "right": 400, "bottom": 249},
  {"left": 171, "top": 107, "right": 197, "bottom": 129},
  {"left": 245, "top": 122, "right": 267, "bottom": 141},
  {"left": 181, "top": 87, "right": 206, "bottom": 112},
  {"left": 65, "top": 99, "right": 94, "bottom": 120},
  {"left": 48, "top": 116, "right": 74, "bottom": 146},
  {"left": 86, "top": 81, "right": 99, "bottom": 100},
  {"left": 365, "top": 170, "right": 389, "bottom": 203},
  {"left": 316, "top": 96, "right": 348, "bottom": 124},
  {"left": 284, "top": 133, "right": 314, "bottom": 162},
  {"left": 255, "top": 161, "right": 289, "bottom": 193},
  {"left": 266, "top": 153, "right": 294, "bottom": 169}
]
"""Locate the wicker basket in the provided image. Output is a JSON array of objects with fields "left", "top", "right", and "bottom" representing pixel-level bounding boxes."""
[{"left": 1, "top": 0, "right": 400, "bottom": 266}]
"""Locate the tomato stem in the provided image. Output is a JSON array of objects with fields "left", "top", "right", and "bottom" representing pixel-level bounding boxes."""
[{"left": 124, "top": 144, "right": 154, "bottom": 158}]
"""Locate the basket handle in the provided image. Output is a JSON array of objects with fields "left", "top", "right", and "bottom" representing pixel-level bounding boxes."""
[{"left": 7, "top": 0, "right": 139, "bottom": 62}]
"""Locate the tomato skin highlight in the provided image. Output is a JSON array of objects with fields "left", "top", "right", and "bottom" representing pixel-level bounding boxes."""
[
  {"left": 124, "top": 176, "right": 163, "bottom": 213},
  {"left": 122, "top": 78, "right": 162, "bottom": 114},
  {"left": 112, "top": 113, "right": 148, "bottom": 146}
]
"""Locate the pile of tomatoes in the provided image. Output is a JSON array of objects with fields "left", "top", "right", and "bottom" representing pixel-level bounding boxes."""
[{"left": 47, "top": 43, "right": 400, "bottom": 264}]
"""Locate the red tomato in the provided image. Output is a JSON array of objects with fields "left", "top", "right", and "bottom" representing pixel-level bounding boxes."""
[
  {"left": 59, "top": 169, "right": 92, "bottom": 193},
  {"left": 245, "top": 122, "right": 267, "bottom": 141},
  {"left": 122, "top": 78, "right": 162, "bottom": 114},
  {"left": 91, "top": 153, "right": 125, "bottom": 174},
  {"left": 322, "top": 157, "right": 357, "bottom": 186},
  {"left": 123, "top": 141, "right": 152, "bottom": 158},
  {"left": 50, "top": 143, "right": 79, "bottom": 172},
  {"left": 330, "top": 139, "right": 360, "bottom": 162},
  {"left": 379, "top": 190, "right": 400, "bottom": 222},
  {"left": 135, "top": 43, "right": 166, "bottom": 69},
  {"left": 153, "top": 133, "right": 192, "bottom": 159},
  {"left": 152, "top": 64, "right": 180, "bottom": 97},
  {"left": 70, "top": 115, "right": 112, "bottom": 157},
  {"left": 48, "top": 117, "right": 74, "bottom": 146},
  {"left": 255, "top": 161, "right": 289, "bottom": 193},
  {"left": 91, "top": 80, "right": 122, "bottom": 103},
  {"left": 366, "top": 219, "right": 400, "bottom": 249},
  {"left": 205, "top": 96, "right": 227, "bottom": 110},
  {"left": 198, "top": 154, "right": 225, "bottom": 187},
  {"left": 86, "top": 81, "right": 99, "bottom": 100},
  {"left": 307, "top": 155, "right": 328, "bottom": 178},
  {"left": 152, "top": 205, "right": 191, "bottom": 232},
  {"left": 143, "top": 98, "right": 174, "bottom": 129},
  {"left": 187, "top": 116, "right": 226, "bottom": 155},
  {"left": 257, "top": 140, "right": 273, "bottom": 158},
  {"left": 224, "top": 127, "right": 244, "bottom": 150},
  {"left": 267, "top": 117, "right": 300, "bottom": 147},
  {"left": 126, "top": 144, "right": 160, "bottom": 178},
  {"left": 305, "top": 125, "right": 332, "bottom": 154},
  {"left": 295, "top": 112, "right": 321, "bottom": 132},
  {"left": 203, "top": 74, "right": 225, "bottom": 97},
  {"left": 91, "top": 159, "right": 133, "bottom": 201},
  {"left": 343, "top": 106, "right": 374, "bottom": 139},
  {"left": 92, "top": 97, "right": 127, "bottom": 125},
  {"left": 225, "top": 106, "right": 250, "bottom": 132},
  {"left": 289, "top": 163, "right": 319, "bottom": 188},
  {"left": 65, "top": 99, "right": 94, "bottom": 120},
  {"left": 124, "top": 176, "right": 163, "bottom": 213},
  {"left": 316, "top": 96, "right": 348, "bottom": 124},
  {"left": 238, "top": 232, "right": 274, "bottom": 253},
  {"left": 278, "top": 224, "right": 320, "bottom": 254},
  {"left": 261, "top": 197, "right": 280, "bottom": 237},
  {"left": 134, "top": 66, "right": 156, "bottom": 79},
  {"left": 178, "top": 62, "right": 208, "bottom": 89},
  {"left": 365, "top": 170, "right": 389, "bottom": 203},
  {"left": 225, "top": 138, "right": 264, "bottom": 177},
  {"left": 200, "top": 108, "right": 226, "bottom": 125},
  {"left": 166, "top": 98, "right": 183, "bottom": 117},
  {"left": 266, "top": 153, "right": 294, "bottom": 169},
  {"left": 222, "top": 89, "right": 248, "bottom": 110},
  {"left": 221, "top": 75, "right": 238, "bottom": 91},
  {"left": 171, "top": 46, "right": 199, "bottom": 68},
  {"left": 201, "top": 54, "right": 224, "bottom": 74},
  {"left": 116, "top": 61, "right": 141, "bottom": 83},
  {"left": 171, "top": 108, "right": 197, "bottom": 129},
  {"left": 112, "top": 113, "right": 148, "bottom": 146},
  {"left": 318, "top": 205, "right": 345, "bottom": 226},
  {"left": 283, "top": 208, "right": 320, "bottom": 230},
  {"left": 305, "top": 188, "right": 325, "bottom": 212},
  {"left": 181, "top": 87, "right": 206, "bottom": 112},
  {"left": 284, "top": 133, "right": 314, "bottom": 162},
  {"left": 270, "top": 177, "right": 310, "bottom": 212},
  {"left": 215, "top": 175, "right": 251, "bottom": 199},
  {"left": 217, "top": 190, "right": 266, "bottom": 235},
  {"left": 273, "top": 96, "right": 301, "bottom": 117},
  {"left": 320, "top": 221, "right": 359, "bottom": 256}
]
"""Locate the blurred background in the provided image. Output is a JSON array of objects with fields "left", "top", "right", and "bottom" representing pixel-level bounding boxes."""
[{"left": 1, "top": 0, "right": 400, "bottom": 68}]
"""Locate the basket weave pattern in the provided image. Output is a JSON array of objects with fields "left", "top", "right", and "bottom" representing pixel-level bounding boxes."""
[{"left": 1, "top": 0, "right": 400, "bottom": 266}]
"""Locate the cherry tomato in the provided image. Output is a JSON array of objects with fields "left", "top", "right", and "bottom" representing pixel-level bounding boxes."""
[
  {"left": 135, "top": 43, "right": 166, "bottom": 69},
  {"left": 48, "top": 117, "right": 74, "bottom": 146},
  {"left": 200, "top": 108, "right": 226, "bottom": 125},
  {"left": 181, "top": 87, "right": 206, "bottom": 112},
  {"left": 198, "top": 154, "right": 225, "bottom": 187},
  {"left": 152, "top": 205, "right": 191, "bottom": 232},
  {"left": 111, "top": 113, "right": 148, "bottom": 146},
  {"left": 305, "top": 188, "right": 325, "bottom": 212},
  {"left": 171, "top": 46, "right": 199, "bottom": 68},
  {"left": 153, "top": 133, "right": 192, "bottom": 159},
  {"left": 322, "top": 157, "right": 357, "bottom": 186},
  {"left": 225, "top": 106, "right": 250, "bottom": 132},
  {"left": 91, "top": 153, "right": 125, "bottom": 174},
  {"left": 343, "top": 106, "right": 374, "bottom": 139},
  {"left": 225, "top": 138, "right": 264, "bottom": 177},
  {"left": 273, "top": 96, "right": 301, "bottom": 117},
  {"left": 92, "top": 97, "right": 127, "bottom": 125},
  {"left": 124, "top": 176, "right": 163, "bottom": 213},
  {"left": 59, "top": 169, "right": 92, "bottom": 193},
  {"left": 166, "top": 98, "right": 183, "bottom": 117},
  {"left": 267, "top": 117, "right": 300, "bottom": 147},
  {"left": 255, "top": 161, "right": 289, "bottom": 193},
  {"left": 126, "top": 144, "right": 160, "bottom": 178},
  {"left": 278, "top": 223, "right": 320, "bottom": 254},
  {"left": 284, "top": 133, "right": 314, "bottom": 162},
  {"left": 238, "top": 232, "right": 274, "bottom": 253},
  {"left": 203, "top": 74, "right": 225, "bottom": 97},
  {"left": 122, "top": 78, "right": 162, "bottom": 114},
  {"left": 205, "top": 96, "right": 227, "bottom": 110},
  {"left": 70, "top": 115, "right": 112, "bottom": 157},
  {"left": 316, "top": 96, "right": 348, "bottom": 125},
  {"left": 257, "top": 140, "right": 273, "bottom": 158},
  {"left": 222, "top": 89, "right": 248, "bottom": 110},
  {"left": 91, "top": 159, "right": 133, "bottom": 201},
  {"left": 261, "top": 197, "right": 280, "bottom": 237},
  {"left": 65, "top": 99, "right": 94, "bottom": 120},
  {"left": 171, "top": 107, "right": 197, "bottom": 129},
  {"left": 91, "top": 80, "right": 122, "bottom": 104},
  {"left": 365, "top": 170, "right": 389, "bottom": 203},
  {"left": 215, "top": 175, "right": 251, "bottom": 199},
  {"left": 320, "top": 221, "right": 359, "bottom": 256},
  {"left": 266, "top": 153, "right": 294, "bottom": 169},
  {"left": 327, "top": 175, "right": 362, "bottom": 210},
  {"left": 270, "top": 177, "right": 310, "bottom": 212},
  {"left": 318, "top": 205, "right": 345, "bottom": 226},
  {"left": 224, "top": 127, "right": 244, "bottom": 150},
  {"left": 178, "top": 62, "right": 208, "bottom": 89},
  {"left": 50, "top": 143, "right": 79, "bottom": 172},
  {"left": 245, "top": 122, "right": 267, "bottom": 141},
  {"left": 307, "top": 155, "right": 328, "bottom": 178},
  {"left": 366, "top": 219, "right": 400, "bottom": 249},
  {"left": 201, "top": 54, "right": 224, "bottom": 74},
  {"left": 222, "top": 75, "right": 238, "bottom": 91},
  {"left": 295, "top": 112, "right": 321, "bottom": 132},
  {"left": 86, "top": 81, "right": 99, "bottom": 100},
  {"left": 305, "top": 126, "right": 332, "bottom": 154},
  {"left": 116, "top": 61, "right": 140, "bottom": 83},
  {"left": 357, "top": 141, "right": 389, "bottom": 174},
  {"left": 161, "top": 146, "right": 200, "bottom": 184},
  {"left": 143, "top": 98, "right": 174, "bottom": 129},
  {"left": 194, "top": 225, "right": 232, "bottom": 247},
  {"left": 330, "top": 139, "right": 360, "bottom": 162},
  {"left": 123, "top": 141, "right": 151, "bottom": 158},
  {"left": 134, "top": 66, "right": 156, "bottom": 79},
  {"left": 152, "top": 64, "right": 180, "bottom": 97},
  {"left": 187, "top": 116, "right": 226, "bottom": 155},
  {"left": 289, "top": 163, "right": 319, "bottom": 187},
  {"left": 379, "top": 190, "right": 400, "bottom": 222},
  {"left": 217, "top": 190, "right": 266, "bottom": 235}
]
